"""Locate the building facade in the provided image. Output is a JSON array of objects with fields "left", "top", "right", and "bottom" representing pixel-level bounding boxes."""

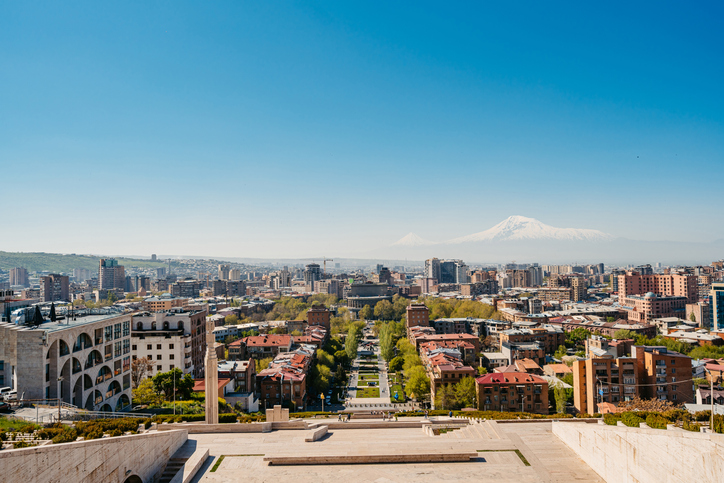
[
  {"left": 0, "top": 310, "right": 133, "bottom": 412},
  {"left": 40, "top": 274, "right": 70, "bottom": 302},
  {"left": 476, "top": 372, "right": 548, "bottom": 414}
]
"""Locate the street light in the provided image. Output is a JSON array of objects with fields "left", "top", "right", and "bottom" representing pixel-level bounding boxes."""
[
  {"left": 173, "top": 370, "right": 176, "bottom": 415},
  {"left": 704, "top": 367, "right": 715, "bottom": 432}
]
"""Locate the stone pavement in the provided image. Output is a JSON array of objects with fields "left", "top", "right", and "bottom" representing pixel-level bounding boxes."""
[{"left": 189, "top": 420, "right": 604, "bottom": 483}]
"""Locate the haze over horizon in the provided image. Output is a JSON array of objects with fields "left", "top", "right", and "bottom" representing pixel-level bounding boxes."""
[{"left": 2, "top": 2, "right": 723, "bottom": 259}]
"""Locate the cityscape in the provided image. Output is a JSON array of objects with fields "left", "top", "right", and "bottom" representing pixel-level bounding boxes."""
[{"left": 2, "top": 2, "right": 723, "bottom": 483}]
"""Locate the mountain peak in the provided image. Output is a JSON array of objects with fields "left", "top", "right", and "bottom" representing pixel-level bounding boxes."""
[
  {"left": 391, "top": 232, "right": 437, "bottom": 247},
  {"left": 449, "top": 216, "right": 612, "bottom": 243}
]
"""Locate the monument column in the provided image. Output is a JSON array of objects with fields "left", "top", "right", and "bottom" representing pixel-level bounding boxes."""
[{"left": 204, "top": 317, "right": 219, "bottom": 424}]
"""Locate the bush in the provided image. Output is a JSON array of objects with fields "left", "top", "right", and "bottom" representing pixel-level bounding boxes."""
[
  {"left": 621, "top": 412, "right": 644, "bottom": 428},
  {"left": 219, "top": 413, "right": 237, "bottom": 423},
  {"left": 12, "top": 441, "right": 32, "bottom": 449},
  {"left": 603, "top": 413, "right": 621, "bottom": 426},
  {"left": 645, "top": 414, "right": 668, "bottom": 430},
  {"left": 51, "top": 428, "right": 79, "bottom": 444}
]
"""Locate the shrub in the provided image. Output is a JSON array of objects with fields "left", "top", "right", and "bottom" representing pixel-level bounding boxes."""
[
  {"left": 603, "top": 413, "right": 621, "bottom": 426},
  {"left": 621, "top": 412, "right": 644, "bottom": 428},
  {"left": 645, "top": 414, "right": 668, "bottom": 430},
  {"left": 219, "top": 413, "right": 237, "bottom": 423},
  {"left": 0, "top": 431, "right": 6, "bottom": 441},
  {"left": 12, "top": 441, "right": 32, "bottom": 449},
  {"left": 51, "top": 428, "right": 79, "bottom": 444}
]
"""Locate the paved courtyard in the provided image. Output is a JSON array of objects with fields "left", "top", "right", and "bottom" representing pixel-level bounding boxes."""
[{"left": 189, "top": 420, "right": 603, "bottom": 483}]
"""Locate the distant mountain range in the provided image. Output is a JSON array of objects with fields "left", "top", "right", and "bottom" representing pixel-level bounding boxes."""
[{"left": 372, "top": 216, "right": 724, "bottom": 265}]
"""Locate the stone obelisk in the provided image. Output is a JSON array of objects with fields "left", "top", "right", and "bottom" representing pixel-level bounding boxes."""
[{"left": 204, "top": 317, "right": 219, "bottom": 424}]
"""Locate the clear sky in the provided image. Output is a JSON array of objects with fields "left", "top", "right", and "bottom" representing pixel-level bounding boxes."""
[{"left": 2, "top": 1, "right": 722, "bottom": 259}]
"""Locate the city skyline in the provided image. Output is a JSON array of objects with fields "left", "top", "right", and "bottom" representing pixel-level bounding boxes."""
[{"left": 2, "top": 2, "right": 723, "bottom": 259}]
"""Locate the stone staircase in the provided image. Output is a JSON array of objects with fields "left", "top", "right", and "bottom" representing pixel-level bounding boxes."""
[
  {"left": 157, "top": 440, "right": 208, "bottom": 483},
  {"left": 437, "top": 420, "right": 502, "bottom": 440}
]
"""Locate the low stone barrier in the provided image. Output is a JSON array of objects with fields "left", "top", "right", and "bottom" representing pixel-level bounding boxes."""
[
  {"left": 304, "top": 425, "right": 328, "bottom": 442},
  {"left": 156, "top": 422, "right": 271, "bottom": 433},
  {"left": 264, "top": 452, "right": 478, "bottom": 466}
]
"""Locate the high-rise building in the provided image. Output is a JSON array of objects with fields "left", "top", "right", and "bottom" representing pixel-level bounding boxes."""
[
  {"left": 156, "top": 267, "right": 166, "bottom": 278},
  {"left": 528, "top": 264, "right": 543, "bottom": 286},
  {"left": 618, "top": 271, "right": 698, "bottom": 304},
  {"left": 711, "top": 282, "right": 724, "bottom": 331},
  {"left": 99, "top": 259, "right": 125, "bottom": 290},
  {"left": 424, "top": 258, "right": 441, "bottom": 282},
  {"left": 40, "top": 274, "right": 70, "bottom": 302},
  {"left": 229, "top": 268, "right": 241, "bottom": 281},
  {"left": 303, "top": 264, "right": 322, "bottom": 291},
  {"left": 571, "top": 277, "right": 587, "bottom": 302},
  {"left": 73, "top": 268, "right": 91, "bottom": 282},
  {"left": 218, "top": 264, "right": 230, "bottom": 281},
  {"left": 9, "top": 267, "right": 29, "bottom": 287},
  {"left": 406, "top": 303, "right": 430, "bottom": 328}
]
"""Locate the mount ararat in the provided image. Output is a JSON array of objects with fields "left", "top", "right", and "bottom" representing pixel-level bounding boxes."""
[{"left": 373, "top": 216, "right": 723, "bottom": 265}]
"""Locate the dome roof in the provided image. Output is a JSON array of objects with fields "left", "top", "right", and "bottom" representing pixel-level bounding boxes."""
[{"left": 645, "top": 292, "right": 656, "bottom": 298}]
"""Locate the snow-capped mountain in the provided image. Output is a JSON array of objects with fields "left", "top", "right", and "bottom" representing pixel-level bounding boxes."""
[
  {"left": 448, "top": 216, "right": 613, "bottom": 243},
  {"left": 391, "top": 232, "right": 437, "bottom": 246}
]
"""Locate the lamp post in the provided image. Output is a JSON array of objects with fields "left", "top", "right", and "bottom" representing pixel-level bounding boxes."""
[
  {"left": 57, "top": 376, "right": 64, "bottom": 422},
  {"left": 704, "top": 367, "right": 714, "bottom": 432},
  {"left": 173, "top": 370, "right": 176, "bottom": 415}
]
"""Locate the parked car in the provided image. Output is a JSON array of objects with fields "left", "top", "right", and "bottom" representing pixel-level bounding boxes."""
[
  {"left": 4, "top": 390, "right": 17, "bottom": 401},
  {"left": 0, "top": 401, "right": 10, "bottom": 413}
]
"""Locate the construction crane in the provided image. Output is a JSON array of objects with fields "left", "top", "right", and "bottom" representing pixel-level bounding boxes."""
[{"left": 304, "top": 257, "right": 334, "bottom": 277}]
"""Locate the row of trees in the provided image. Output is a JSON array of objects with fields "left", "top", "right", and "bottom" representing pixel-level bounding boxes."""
[
  {"left": 132, "top": 367, "right": 195, "bottom": 405},
  {"left": 434, "top": 377, "right": 477, "bottom": 410}
]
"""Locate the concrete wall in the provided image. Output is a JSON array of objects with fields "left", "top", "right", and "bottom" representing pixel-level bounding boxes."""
[
  {"left": 552, "top": 421, "right": 724, "bottom": 483},
  {"left": 0, "top": 429, "right": 187, "bottom": 483}
]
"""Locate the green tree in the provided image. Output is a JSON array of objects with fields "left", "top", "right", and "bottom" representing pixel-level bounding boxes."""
[
  {"left": 405, "top": 366, "right": 431, "bottom": 401},
  {"left": 345, "top": 326, "right": 360, "bottom": 361},
  {"left": 379, "top": 324, "right": 395, "bottom": 362},
  {"left": 374, "top": 300, "right": 395, "bottom": 320},
  {"left": 476, "top": 366, "right": 488, "bottom": 375},
  {"left": 435, "top": 383, "right": 456, "bottom": 410},
  {"left": 567, "top": 328, "right": 592, "bottom": 346},
  {"left": 690, "top": 312, "right": 697, "bottom": 324},
  {"left": 554, "top": 385, "right": 568, "bottom": 414},
  {"left": 152, "top": 368, "right": 194, "bottom": 401},
  {"left": 316, "top": 349, "right": 335, "bottom": 368},
  {"left": 132, "top": 378, "right": 162, "bottom": 405},
  {"left": 256, "top": 357, "right": 274, "bottom": 372},
  {"left": 224, "top": 314, "right": 239, "bottom": 325},
  {"left": 396, "top": 338, "right": 417, "bottom": 356},
  {"left": 403, "top": 354, "right": 423, "bottom": 372},
  {"left": 554, "top": 345, "right": 567, "bottom": 361},
  {"left": 334, "top": 364, "right": 347, "bottom": 384},
  {"left": 389, "top": 356, "right": 405, "bottom": 372},
  {"left": 613, "top": 329, "right": 638, "bottom": 340},
  {"left": 359, "top": 305, "right": 373, "bottom": 320},
  {"left": 334, "top": 350, "right": 350, "bottom": 367},
  {"left": 107, "top": 292, "right": 117, "bottom": 303},
  {"left": 454, "top": 376, "right": 477, "bottom": 409},
  {"left": 560, "top": 373, "right": 574, "bottom": 387}
]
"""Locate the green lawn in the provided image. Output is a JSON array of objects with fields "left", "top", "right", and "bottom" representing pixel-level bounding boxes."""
[
  {"left": 390, "top": 383, "right": 405, "bottom": 402},
  {"left": 358, "top": 374, "right": 379, "bottom": 381},
  {"left": 356, "top": 387, "right": 381, "bottom": 398}
]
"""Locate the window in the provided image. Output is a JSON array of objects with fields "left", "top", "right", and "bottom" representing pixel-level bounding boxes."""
[
  {"left": 132, "top": 345, "right": 137, "bottom": 351},
  {"left": 157, "top": 344, "right": 162, "bottom": 350},
  {"left": 169, "top": 354, "right": 174, "bottom": 360},
  {"left": 147, "top": 344, "right": 152, "bottom": 350},
  {"left": 672, "top": 368, "right": 676, "bottom": 374},
  {"left": 123, "top": 340, "right": 130, "bottom": 355},
  {"left": 114, "top": 323, "right": 121, "bottom": 340},
  {"left": 169, "top": 344, "right": 174, "bottom": 350},
  {"left": 157, "top": 354, "right": 162, "bottom": 360},
  {"left": 105, "top": 326, "right": 113, "bottom": 342},
  {"left": 157, "top": 365, "right": 162, "bottom": 371},
  {"left": 137, "top": 322, "right": 143, "bottom": 330},
  {"left": 123, "top": 321, "right": 130, "bottom": 337},
  {"left": 169, "top": 365, "right": 174, "bottom": 370},
  {"left": 114, "top": 341, "right": 121, "bottom": 358}
]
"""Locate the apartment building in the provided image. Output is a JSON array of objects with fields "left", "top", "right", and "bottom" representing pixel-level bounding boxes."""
[
  {"left": 632, "top": 345, "right": 693, "bottom": 404},
  {"left": 99, "top": 259, "right": 125, "bottom": 291},
  {"left": 712, "top": 282, "right": 724, "bottom": 331},
  {"left": 9, "top": 267, "right": 29, "bottom": 287},
  {"left": 307, "top": 306, "right": 331, "bottom": 330},
  {"left": 406, "top": 303, "right": 429, "bottom": 328},
  {"left": 619, "top": 293, "right": 687, "bottom": 323},
  {"left": 499, "top": 326, "right": 565, "bottom": 354},
  {"left": 476, "top": 372, "right": 548, "bottom": 414},
  {"left": 0, "top": 309, "right": 132, "bottom": 411},
  {"left": 618, "top": 272, "right": 698, "bottom": 304},
  {"left": 573, "top": 356, "right": 640, "bottom": 414},
  {"left": 40, "top": 274, "right": 70, "bottom": 302},
  {"left": 142, "top": 294, "right": 188, "bottom": 312},
  {"left": 131, "top": 308, "right": 207, "bottom": 378},
  {"left": 237, "top": 334, "right": 294, "bottom": 359}
]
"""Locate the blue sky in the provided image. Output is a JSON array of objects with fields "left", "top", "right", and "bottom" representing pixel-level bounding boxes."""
[{"left": 1, "top": 2, "right": 722, "bottom": 258}]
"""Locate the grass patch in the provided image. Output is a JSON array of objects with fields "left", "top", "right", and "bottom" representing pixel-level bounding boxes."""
[
  {"left": 390, "top": 384, "right": 405, "bottom": 403},
  {"left": 477, "top": 449, "right": 530, "bottom": 466},
  {"left": 210, "top": 454, "right": 265, "bottom": 472},
  {"left": 355, "top": 387, "right": 381, "bottom": 398},
  {"left": 358, "top": 374, "right": 379, "bottom": 381},
  {"left": 0, "top": 417, "right": 40, "bottom": 433}
]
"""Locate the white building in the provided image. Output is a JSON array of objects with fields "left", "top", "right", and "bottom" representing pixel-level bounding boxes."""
[
  {"left": 0, "top": 308, "right": 132, "bottom": 412},
  {"left": 131, "top": 308, "right": 207, "bottom": 378}
]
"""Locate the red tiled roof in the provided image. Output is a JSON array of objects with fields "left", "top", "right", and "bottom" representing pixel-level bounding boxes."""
[
  {"left": 476, "top": 372, "right": 546, "bottom": 385},
  {"left": 193, "top": 377, "right": 233, "bottom": 392},
  {"left": 244, "top": 335, "right": 292, "bottom": 347}
]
